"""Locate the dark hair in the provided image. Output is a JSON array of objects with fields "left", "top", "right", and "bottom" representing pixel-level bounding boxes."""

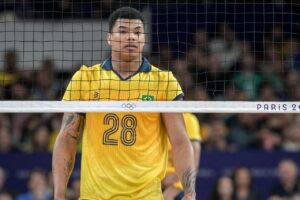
[
  {"left": 108, "top": 7, "right": 145, "bottom": 33},
  {"left": 209, "top": 176, "right": 234, "bottom": 200},
  {"left": 231, "top": 166, "right": 253, "bottom": 189}
]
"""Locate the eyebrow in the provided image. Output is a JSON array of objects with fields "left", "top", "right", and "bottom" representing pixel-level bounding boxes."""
[{"left": 118, "top": 25, "right": 142, "bottom": 29}]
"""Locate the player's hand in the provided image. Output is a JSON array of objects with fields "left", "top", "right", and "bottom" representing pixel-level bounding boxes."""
[
  {"left": 162, "top": 173, "right": 179, "bottom": 187},
  {"left": 182, "top": 194, "right": 196, "bottom": 200}
]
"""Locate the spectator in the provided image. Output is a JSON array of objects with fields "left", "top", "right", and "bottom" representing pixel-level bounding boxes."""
[
  {"left": 223, "top": 84, "right": 248, "bottom": 101},
  {"left": 259, "top": 44, "right": 284, "bottom": 95},
  {"left": 186, "top": 86, "right": 209, "bottom": 101},
  {"left": 30, "top": 124, "right": 51, "bottom": 153},
  {"left": 187, "top": 28, "right": 209, "bottom": 71},
  {"left": 0, "top": 126, "right": 18, "bottom": 153},
  {"left": 209, "top": 22, "right": 241, "bottom": 70},
  {"left": 203, "top": 118, "right": 231, "bottom": 151},
  {"left": 253, "top": 127, "right": 282, "bottom": 151},
  {"left": 232, "top": 166, "right": 261, "bottom": 200},
  {"left": 16, "top": 169, "right": 51, "bottom": 200},
  {"left": 0, "top": 167, "right": 7, "bottom": 192},
  {"left": 258, "top": 82, "right": 279, "bottom": 101},
  {"left": 8, "top": 81, "right": 30, "bottom": 100},
  {"left": 269, "top": 159, "right": 300, "bottom": 200},
  {"left": 227, "top": 114, "right": 257, "bottom": 150},
  {"left": 233, "top": 54, "right": 262, "bottom": 100},
  {"left": 284, "top": 70, "right": 300, "bottom": 100},
  {"left": 0, "top": 167, "right": 12, "bottom": 196},
  {"left": 204, "top": 53, "right": 228, "bottom": 98},
  {"left": 282, "top": 124, "right": 300, "bottom": 152},
  {"left": 172, "top": 58, "right": 194, "bottom": 93},
  {"left": 264, "top": 24, "right": 291, "bottom": 60},
  {"left": 0, "top": 50, "right": 19, "bottom": 91},
  {"left": 0, "top": 192, "right": 13, "bottom": 200},
  {"left": 210, "top": 176, "right": 234, "bottom": 200},
  {"left": 32, "top": 59, "right": 60, "bottom": 100}
]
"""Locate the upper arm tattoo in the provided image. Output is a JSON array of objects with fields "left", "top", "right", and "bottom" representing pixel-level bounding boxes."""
[{"left": 61, "top": 113, "right": 85, "bottom": 141}]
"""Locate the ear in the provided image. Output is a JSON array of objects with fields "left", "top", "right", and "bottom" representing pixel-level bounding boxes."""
[{"left": 107, "top": 33, "right": 111, "bottom": 46}]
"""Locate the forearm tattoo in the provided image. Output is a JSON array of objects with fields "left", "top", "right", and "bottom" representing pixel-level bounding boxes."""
[
  {"left": 182, "top": 167, "right": 197, "bottom": 197},
  {"left": 62, "top": 113, "right": 84, "bottom": 141},
  {"left": 64, "top": 158, "right": 74, "bottom": 179}
]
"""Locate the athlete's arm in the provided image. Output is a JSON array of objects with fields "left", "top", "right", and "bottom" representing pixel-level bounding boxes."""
[
  {"left": 162, "top": 113, "right": 196, "bottom": 200},
  {"left": 192, "top": 141, "right": 201, "bottom": 170},
  {"left": 52, "top": 113, "right": 85, "bottom": 200}
]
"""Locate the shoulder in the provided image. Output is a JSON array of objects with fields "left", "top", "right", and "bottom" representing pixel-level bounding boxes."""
[
  {"left": 71, "top": 64, "right": 101, "bottom": 81},
  {"left": 149, "top": 65, "right": 177, "bottom": 81}
]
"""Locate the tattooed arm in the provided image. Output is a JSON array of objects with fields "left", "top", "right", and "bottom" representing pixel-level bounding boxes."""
[
  {"left": 162, "top": 113, "right": 197, "bottom": 200},
  {"left": 52, "top": 113, "right": 84, "bottom": 200}
]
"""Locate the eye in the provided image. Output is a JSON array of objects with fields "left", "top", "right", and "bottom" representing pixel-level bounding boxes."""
[
  {"left": 135, "top": 32, "right": 141, "bottom": 35},
  {"left": 119, "top": 30, "right": 127, "bottom": 34}
]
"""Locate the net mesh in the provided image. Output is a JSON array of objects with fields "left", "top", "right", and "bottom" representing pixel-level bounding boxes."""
[{"left": 0, "top": 1, "right": 299, "bottom": 112}]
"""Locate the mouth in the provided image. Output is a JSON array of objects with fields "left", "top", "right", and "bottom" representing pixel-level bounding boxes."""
[{"left": 124, "top": 44, "right": 138, "bottom": 51}]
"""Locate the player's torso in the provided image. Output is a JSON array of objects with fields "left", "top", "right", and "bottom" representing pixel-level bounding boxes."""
[{"left": 79, "top": 66, "right": 170, "bottom": 199}]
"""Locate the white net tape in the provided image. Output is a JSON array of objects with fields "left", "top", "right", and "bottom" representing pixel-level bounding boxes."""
[{"left": 1, "top": 101, "right": 300, "bottom": 113}]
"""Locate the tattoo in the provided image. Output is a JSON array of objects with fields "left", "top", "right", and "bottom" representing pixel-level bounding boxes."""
[
  {"left": 67, "top": 133, "right": 79, "bottom": 141},
  {"left": 61, "top": 113, "right": 85, "bottom": 141},
  {"left": 182, "top": 168, "right": 197, "bottom": 197},
  {"left": 64, "top": 158, "right": 74, "bottom": 179},
  {"left": 63, "top": 114, "right": 74, "bottom": 127}
]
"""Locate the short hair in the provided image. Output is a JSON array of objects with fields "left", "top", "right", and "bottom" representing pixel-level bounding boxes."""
[{"left": 108, "top": 7, "right": 145, "bottom": 33}]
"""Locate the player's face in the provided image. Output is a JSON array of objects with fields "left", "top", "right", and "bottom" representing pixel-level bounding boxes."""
[{"left": 108, "top": 19, "right": 145, "bottom": 60}]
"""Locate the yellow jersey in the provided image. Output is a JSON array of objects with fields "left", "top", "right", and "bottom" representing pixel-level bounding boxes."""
[
  {"left": 166, "top": 113, "right": 201, "bottom": 190},
  {"left": 63, "top": 57, "right": 183, "bottom": 200}
]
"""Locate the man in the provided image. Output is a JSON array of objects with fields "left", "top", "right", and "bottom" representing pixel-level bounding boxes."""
[
  {"left": 269, "top": 159, "right": 300, "bottom": 200},
  {"left": 163, "top": 113, "right": 201, "bottom": 200},
  {"left": 16, "top": 169, "right": 51, "bottom": 200},
  {"left": 52, "top": 7, "right": 196, "bottom": 200}
]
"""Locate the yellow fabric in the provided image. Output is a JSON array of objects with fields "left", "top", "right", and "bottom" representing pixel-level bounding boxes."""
[
  {"left": 0, "top": 72, "right": 18, "bottom": 86},
  {"left": 166, "top": 113, "right": 201, "bottom": 190},
  {"left": 63, "top": 63, "right": 183, "bottom": 200}
]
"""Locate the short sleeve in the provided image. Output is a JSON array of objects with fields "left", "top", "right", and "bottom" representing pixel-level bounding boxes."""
[
  {"left": 62, "top": 70, "right": 83, "bottom": 101},
  {"left": 63, "top": 64, "right": 93, "bottom": 101},
  {"left": 184, "top": 113, "right": 201, "bottom": 141},
  {"left": 166, "top": 72, "right": 184, "bottom": 100}
]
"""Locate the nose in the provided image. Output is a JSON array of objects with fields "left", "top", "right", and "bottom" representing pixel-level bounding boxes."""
[{"left": 127, "top": 32, "right": 136, "bottom": 41}]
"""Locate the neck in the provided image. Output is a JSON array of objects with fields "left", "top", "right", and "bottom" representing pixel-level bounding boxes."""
[
  {"left": 237, "top": 185, "right": 249, "bottom": 190},
  {"left": 283, "top": 181, "right": 296, "bottom": 191},
  {"left": 111, "top": 55, "right": 142, "bottom": 77}
]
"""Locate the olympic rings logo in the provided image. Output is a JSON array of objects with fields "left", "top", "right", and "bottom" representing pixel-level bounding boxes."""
[{"left": 121, "top": 103, "right": 136, "bottom": 111}]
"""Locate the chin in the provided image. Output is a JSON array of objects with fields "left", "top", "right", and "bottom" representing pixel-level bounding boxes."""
[{"left": 121, "top": 52, "right": 140, "bottom": 61}]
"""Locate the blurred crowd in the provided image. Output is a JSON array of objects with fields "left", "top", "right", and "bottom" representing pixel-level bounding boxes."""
[
  {"left": 209, "top": 160, "right": 300, "bottom": 200},
  {"left": 0, "top": 0, "right": 119, "bottom": 19},
  {"left": 0, "top": 166, "right": 80, "bottom": 200},
  {"left": 0, "top": 159, "right": 299, "bottom": 200},
  {"left": 0, "top": 23, "right": 300, "bottom": 153}
]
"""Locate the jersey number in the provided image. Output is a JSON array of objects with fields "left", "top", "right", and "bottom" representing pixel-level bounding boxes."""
[{"left": 103, "top": 113, "right": 137, "bottom": 146}]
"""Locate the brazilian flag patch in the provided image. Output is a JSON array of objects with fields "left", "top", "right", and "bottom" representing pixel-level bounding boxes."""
[{"left": 141, "top": 95, "right": 154, "bottom": 101}]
